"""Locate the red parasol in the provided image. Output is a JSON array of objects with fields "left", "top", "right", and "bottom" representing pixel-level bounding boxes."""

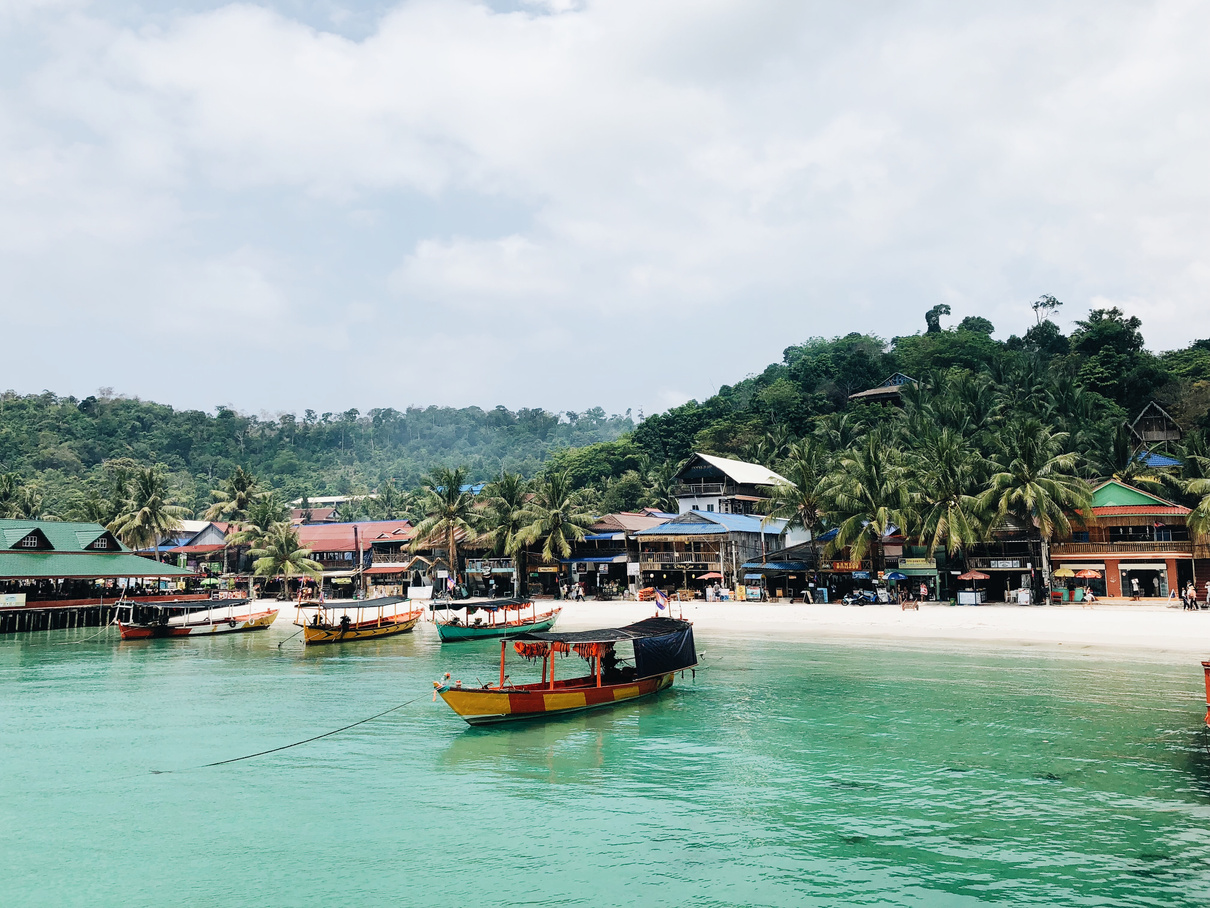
[
  {"left": 1074, "top": 569, "right": 1102, "bottom": 579},
  {"left": 957, "top": 570, "right": 990, "bottom": 581},
  {"left": 697, "top": 572, "right": 724, "bottom": 580}
]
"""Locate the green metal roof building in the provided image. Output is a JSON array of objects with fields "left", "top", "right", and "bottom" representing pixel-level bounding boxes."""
[{"left": 0, "top": 519, "right": 194, "bottom": 580}]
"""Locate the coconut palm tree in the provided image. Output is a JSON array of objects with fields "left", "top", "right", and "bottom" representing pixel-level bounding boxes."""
[
  {"left": 109, "top": 467, "right": 190, "bottom": 558},
  {"left": 979, "top": 421, "right": 1092, "bottom": 590},
  {"left": 371, "top": 479, "right": 407, "bottom": 520},
  {"left": 0, "top": 473, "right": 20, "bottom": 518},
  {"left": 249, "top": 522, "right": 322, "bottom": 597},
  {"left": 910, "top": 430, "right": 988, "bottom": 558},
  {"left": 763, "top": 439, "right": 830, "bottom": 568},
  {"left": 227, "top": 493, "right": 289, "bottom": 551},
  {"left": 516, "top": 470, "right": 596, "bottom": 565},
  {"left": 410, "top": 466, "right": 479, "bottom": 577},
  {"left": 641, "top": 460, "right": 680, "bottom": 514},
  {"left": 11, "top": 484, "right": 54, "bottom": 520},
  {"left": 820, "top": 432, "right": 912, "bottom": 572},
  {"left": 1085, "top": 422, "right": 1166, "bottom": 491},
  {"left": 204, "top": 467, "right": 260, "bottom": 523},
  {"left": 482, "top": 471, "right": 530, "bottom": 595}
]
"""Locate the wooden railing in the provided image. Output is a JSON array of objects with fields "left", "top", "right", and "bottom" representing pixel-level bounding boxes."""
[
  {"left": 1050, "top": 541, "right": 1193, "bottom": 556},
  {"left": 672, "top": 483, "right": 727, "bottom": 498},
  {"left": 640, "top": 560, "right": 722, "bottom": 572}
]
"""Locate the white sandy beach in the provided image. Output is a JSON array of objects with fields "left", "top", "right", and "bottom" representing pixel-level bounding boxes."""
[{"left": 269, "top": 598, "right": 1210, "bottom": 658}]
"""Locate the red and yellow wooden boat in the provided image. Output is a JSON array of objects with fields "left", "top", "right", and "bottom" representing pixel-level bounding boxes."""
[
  {"left": 1202, "top": 660, "right": 1210, "bottom": 726},
  {"left": 435, "top": 616, "right": 697, "bottom": 725},
  {"left": 295, "top": 596, "right": 423, "bottom": 645}
]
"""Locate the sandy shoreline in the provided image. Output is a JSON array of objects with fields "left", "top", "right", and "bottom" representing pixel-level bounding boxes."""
[{"left": 267, "top": 598, "right": 1210, "bottom": 659}]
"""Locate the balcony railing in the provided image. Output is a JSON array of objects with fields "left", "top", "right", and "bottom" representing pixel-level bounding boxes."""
[
  {"left": 640, "top": 560, "right": 723, "bottom": 573},
  {"left": 672, "top": 482, "right": 726, "bottom": 498},
  {"left": 371, "top": 552, "right": 412, "bottom": 564},
  {"left": 1050, "top": 541, "right": 1193, "bottom": 556}
]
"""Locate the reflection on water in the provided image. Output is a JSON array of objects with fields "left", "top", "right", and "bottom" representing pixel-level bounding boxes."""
[{"left": 1, "top": 622, "right": 1209, "bottom": 907}]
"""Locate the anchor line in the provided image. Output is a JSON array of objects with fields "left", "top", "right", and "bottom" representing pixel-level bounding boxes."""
[{"left": 153, "top": 693, "right": 429, "bottom": 773}]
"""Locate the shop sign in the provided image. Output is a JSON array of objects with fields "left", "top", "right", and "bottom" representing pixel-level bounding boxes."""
[
  {"left": 627, "top": 563, "right": 640, "bottom": 576},
  {"left": 536, "top": 566, "right": 560, "bottom": 573},
  {"left": 989, "top": 559, "right": 1021, "bottom": 569},
  {"left": 901, "top": 558, "right": 935, "bottom": 569},
  {"left": 0, "top": 593, "right": 26, "bottom": 607},
  {"left": 831, "top": 560, "right": 861, "bottom": 571}
]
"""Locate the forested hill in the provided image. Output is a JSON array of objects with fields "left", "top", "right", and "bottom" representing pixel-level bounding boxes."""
[
  {"left": 0, "top": 394, "right": 632, "bottom": 515},
  {"left": 4, "top": 302, "right": 1210, "bottom": 522}
]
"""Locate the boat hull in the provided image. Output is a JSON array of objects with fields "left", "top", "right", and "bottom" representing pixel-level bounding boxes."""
[
  {"left": 299, "top": 612, "right": 421, "bottom": 645},
  {"left": 119, "top": 608, "right": 279, "bottom": 640},
  {"left": 1203, "top": 660, "right": 1210, "bottom": 726},
  {"left": 436, "top": 609, "right": 560, "bottom": 643},
  {"left": 440, "top": 671, "right": 676, "bottom": 725}
]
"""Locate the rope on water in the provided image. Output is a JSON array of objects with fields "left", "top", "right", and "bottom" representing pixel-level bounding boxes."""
[
  {"left": 55, "top": 616, "right": 119, "bottom": 645},
  {"left": 152, "top": 693, "right": 429, "bottom": 773}
]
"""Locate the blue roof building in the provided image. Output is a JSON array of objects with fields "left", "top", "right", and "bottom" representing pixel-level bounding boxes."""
[{"left": 634, "top": 510, "right": 786, "bottom": 590}]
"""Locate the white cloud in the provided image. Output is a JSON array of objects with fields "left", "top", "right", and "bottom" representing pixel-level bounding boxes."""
[{"left": 1, "top": 0, "right": 1209, "bottom": 415}]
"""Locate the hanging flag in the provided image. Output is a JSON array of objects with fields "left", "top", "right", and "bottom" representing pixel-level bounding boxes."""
[{"left": 654, "top": 590, "right": 668, "bottom": 611}]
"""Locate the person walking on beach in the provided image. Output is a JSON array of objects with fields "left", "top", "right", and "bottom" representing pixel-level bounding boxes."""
[
  {"left": 1130, "top": 576, "right": 1140, "bottom": 600},
  {"left": 919, "top": 582, "right": 928, "bottom": 603}
]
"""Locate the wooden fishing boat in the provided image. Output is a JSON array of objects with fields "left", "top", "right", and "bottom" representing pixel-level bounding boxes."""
[
  {"left": 118, "top": 599, "right": 279, "bottom": 639},
  {"left": 435, "top": 598, "right": 561, "bottom": 643},
  {"left": 295, "top": 596, "right": 423, "bottom": 645},
  {"left": 1202, "top": 660, "right": 1210, "bottom": 726},
  {"left": 435, "top": 616, "right": 697, "bottom": 725}
]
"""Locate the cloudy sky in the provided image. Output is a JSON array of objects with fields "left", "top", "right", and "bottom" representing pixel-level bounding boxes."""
[{"left": 2, "top": 1, "right": 1208, "bottom": 418}]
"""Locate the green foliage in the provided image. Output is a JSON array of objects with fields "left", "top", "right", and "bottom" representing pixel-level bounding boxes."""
[
  {"left": 957, "top": 316, "right": 995, "bottom": 335},
  {"left": 516, "top": 471, "right": 595, "bottom": 564},
  {"left": 250, "top": 523, "right": 323, "bottom": 582}
]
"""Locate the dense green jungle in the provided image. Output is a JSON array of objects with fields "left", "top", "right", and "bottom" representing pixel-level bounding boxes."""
[{"left": 3, "top": 300, "right": 1210, "bottom": 526}]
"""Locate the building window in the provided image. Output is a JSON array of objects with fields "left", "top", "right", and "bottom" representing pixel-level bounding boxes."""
[
  {"left": 93, "top": 537, "right": 108, "bottom": 549},
  {"left": 19, "top": 535, "right": 38, "bottom": 548},
  {"left": 1072, "top": 532, "right": 1089, "bottom": 543},
  {"left": 706, "top": 504, "right": 714, "bottom": 512}
]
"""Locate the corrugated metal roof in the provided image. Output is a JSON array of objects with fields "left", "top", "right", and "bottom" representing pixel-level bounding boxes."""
[
  {"left": 0, "top": 552, "right": 193, "bottom": 579},
  {"left": 678, "top": 453, "right": 791, "bottom": 488},
  {"left": 1092, "top": 505, "right": 1189, "bottom": 516},
  {"left": 0, "top": 519, "right": 126, "bottom": 553},
  {"left": 635, "top": 512, "right": 786, "bottom": 536}
]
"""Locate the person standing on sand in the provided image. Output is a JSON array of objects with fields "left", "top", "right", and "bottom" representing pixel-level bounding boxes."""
[
  {"left": 1130, "top": 576, "right": 1140, "bottom": 600},
  {"left": 919, "top": 582, "right": 927, "bottom": 602}
]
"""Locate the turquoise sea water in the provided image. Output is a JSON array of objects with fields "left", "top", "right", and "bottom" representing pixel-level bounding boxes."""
[{"left": 2, "top": 620, "right": 1210, "bottom": 907}]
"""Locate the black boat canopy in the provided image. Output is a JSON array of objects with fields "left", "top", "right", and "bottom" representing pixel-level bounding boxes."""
[
  {"left": 517, "top": 617, "right": 692, "bottom": 645},
  {"left": 436, "top": 597, "right": 532, "bottom": 611},
  {"left": 297, "top": 595, "right": 406, "bottom": 609}
]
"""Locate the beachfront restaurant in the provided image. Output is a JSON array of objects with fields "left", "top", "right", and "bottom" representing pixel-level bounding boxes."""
[
  {"left": 635, "top": 511, "right": 786, "bottom": 595},
  {"left": 0, "top": 519, "right": 197, "bottom": 629},
  {"left": 1049, "top": 479, "right": 1194, "bottom": 599}
]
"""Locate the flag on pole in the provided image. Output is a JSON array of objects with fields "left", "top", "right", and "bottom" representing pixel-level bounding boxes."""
[{"left": 654, "top": 590, "right": 668, "bottom": 611}]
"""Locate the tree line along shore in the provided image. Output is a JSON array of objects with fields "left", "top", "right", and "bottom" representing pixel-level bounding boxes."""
[{"left": 1, "top": 299, "right": 1209, "bottom": 594}]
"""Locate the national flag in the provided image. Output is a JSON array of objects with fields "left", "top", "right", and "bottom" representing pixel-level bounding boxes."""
[{"left": 654, "top": 590, "right": 668, "bottom": 611}]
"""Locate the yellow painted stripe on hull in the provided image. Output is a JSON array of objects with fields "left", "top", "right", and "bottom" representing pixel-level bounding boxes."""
[
  {"left": 611, "top": 685, "right": 641, "bottom": 701},
  {"left": 543, "top": 691, "right": 588, "bottom": 711},
  {"left": 440, "top": 690, "right": 513, "bottom": 718}
]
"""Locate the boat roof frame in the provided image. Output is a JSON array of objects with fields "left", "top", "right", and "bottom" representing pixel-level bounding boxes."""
[{"left": 514, "top": 616, "right": 692, "bottom": 645}]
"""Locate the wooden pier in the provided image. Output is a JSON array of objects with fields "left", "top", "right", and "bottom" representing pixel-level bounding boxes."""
[{"left": 0, "top": 594, "right": 213, "bottom": 635}]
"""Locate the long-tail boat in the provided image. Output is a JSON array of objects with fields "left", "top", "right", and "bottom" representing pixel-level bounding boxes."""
[
  {"left": 1202, "top": 660, "right": 1210, "bottom": 725},
  {"left": 434, "top": 616, "right": 697, "bottom": 725},
  {"left": 295, "top": 596, "right": 423, "bottom": 645},
  {"left": 118, "top": 598, "right": 279, "bottom": 639},
  {"left": 435, "top": 598, "right": 560, "bottom": 643}
]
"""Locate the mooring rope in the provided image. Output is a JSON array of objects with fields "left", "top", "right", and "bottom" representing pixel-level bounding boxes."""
[
  {"left": 152, "top": 693, "right": 429, "bottom": 773},
  {"left": 55, "top": 615, "right": 118, "bottom": 645}
]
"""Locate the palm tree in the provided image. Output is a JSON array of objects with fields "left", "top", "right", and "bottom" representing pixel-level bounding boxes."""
[
  {"left": 1086, "top": 422, "right": 1166, "bottom": 491},
  {"left": 410, "top": 466, "right": 479, "bottom": 578},
  {"left": 482, "top": 471, "right": 530, "bottom": 595},
  {"left": 109, "top": 467, "right": 190, "bottom": 557},
  {"left": 979, "top": 420, "right": 1092, "bottom": 588},
  {"left": 641, "top": 460, "right": 680, "bottom": 514},
  {"left": 12, "top": 484, "right": 54, "bottom": 520},
  {"left": 820, "top": 432, "right": 912, "bottom": 573},
  {"left": 227, "top": 493, "right": 289, "bottom": 551},
  {"left": 516, "top": 471, "right": 595, "bottom": 565},
  {"left": 0, "top": 473, "right": 20, "bottom": 518},
  {"left": 204, "top": 467, "right": 259, "bottom": 523},
  {"left": 372, "top": 479, "right": 407, "bottom": 520},
  {"left": 763, "top": 439, "right": 830, "bottom": 568},
  {"left": 911, "top": 430, "right": 988, "bottom": 559},
  {"left": 249, "top": 522, "right": 322, "bottom": 597}
]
